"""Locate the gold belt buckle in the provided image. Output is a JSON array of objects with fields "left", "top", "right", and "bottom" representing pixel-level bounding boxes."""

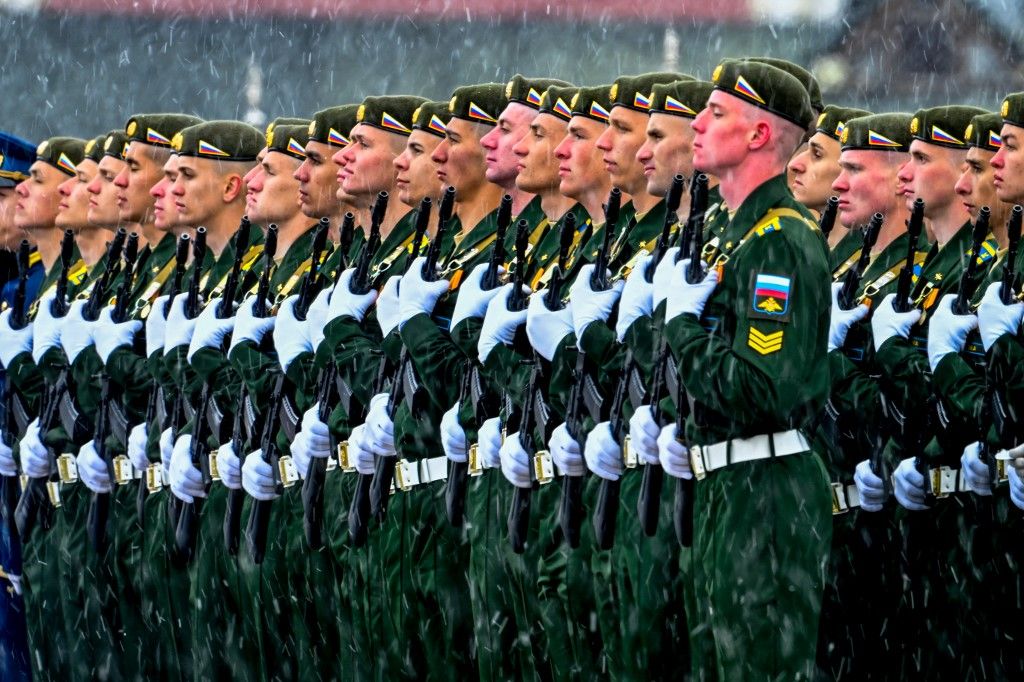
[
  {"left": 468, "top": 444, "right": 482, "bottom": 477},
  {"left": 277, "top": 455, "right": 299, "bottom": 488},
  {"left": 690, "top": 444, "right": 707, "bottom": 481},
  {"left": 622, "top": 436, "right": 637, "bottom": 469},
  {"left": 207, "top": 452, "right": 221, "bottom": 482},
  {"left": 146, "top": 464, "right": 164, "bottom": 493},
  {"left": 534, "top": 450, "right": 554, "bottom": 485},
  {"left": 338, "top": 441, "right": 354, "bottom": 472},
  {"left": 113, "top": 455, "right": 134, "bottom": 486},
  {"left": 997, "top": 458, "right": 1008, "bottom": 483},
  {"left": 831, "top": 482, "right": 847, "bottom": 515},
  {"left": 47, "top": 481, "right": 62, "bottom": 508},
  {"left": 57, "top": 453, "right": 78, "bottom": 484},
  {"left": 394, "top": 459, "right": 413, "bottom": 492}
]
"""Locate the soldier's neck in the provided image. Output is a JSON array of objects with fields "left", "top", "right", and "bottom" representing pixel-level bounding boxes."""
[
  {"left": 539, "top": 191, "right": 575, "bottom": 223},
  {"left": 134, "top": 219, "right": 161, "bottom": 248},
  {"left": 376, "top": 198, "right": 411, "bottom": 241},
  {"left": 76, "top": 226, "right": 117, "bottom": 267},
  {"left": 873, "top": 205, "right": 912, "bottom": 255},
  {"left": 574, "top": 183, "right": 613, "bottom": 226},
  {"left": 274, "top": 213, "right": 315, "bottom": 262},
  {"left": 930, "top": 206, "right": 972, "bottom": 248},
  {"left": 202, "top": 206, "right": 247, "bottom": 259},
  {"left": 630, "top": 190, "right": 661, "bottom": 217},
  {"left": 827, "top": 227, "right": 848, "bottom": 250},
  {"left": 499, "top": 184, "right": 534, "bottom": 216},
  {"left": 32, "top": 226, "right": 62, "bottom": 272},
  {"left": 455, "top": 183, "right": 503, "bottom": 235},
  {"left": 716, "top": 163, "right": 782, "bottom": 213}
]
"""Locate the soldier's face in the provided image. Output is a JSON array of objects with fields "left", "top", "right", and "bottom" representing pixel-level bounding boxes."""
[
  {"left": 833, "top": 150, "right": 905, "bottom": 227},
  {"left": 555, "top": 117, "right": 608, "bottom": 200},
  {"left": 87, "top": 155, "right": 125, "bottom": 228},
  {"left": 480, "top": 102, "right": 534, "bottom": 188},
  {"left": 246, "top": 151, "right": 302, "bottom": 224},
  {"left": 596, "top": 106, "right": 649, "bottom": 196},
  {"left": 295, "top": 140, "right": 343, "bottom": 218},
  {"left": 637, "top": 112, "right": 695, "bottom": 198},
  {"left": 15, "top": 161, "right": 64, "bottom": 231},
  {"left": 151, "top": 155, "right": 183, "bottom": 231},
  {"left": 171, "top": 156, "right": 233, "bottom": 228},
  {"left": 954, "top": 147, "right": 999, "bottom": 223},
  {"left": 0, "top": 188, "right": 21, "bottom": 250},
  {"left": 513, "top": 113, "right": 565, "bottom": 195},
  {"left": 431, "top": 118, "right": 490, "bottom": 198},
  {"left": 338, "top": 124, "right": 400, "bottom": 198},
  {"left": 991, "top": 124, "right": 1024, "bottom": 203},
  {"left": 118, "top": 142, "right": 165, "bottom": 224},
  {"left": 897, "top": 140, "right": 965, "bottom": 217},
  {"left": 243, "top": 148, "right": 268, "bottom": 213},
  {"left": 691, "top": 91, "right": 754, "bottom": 176},
  {"left": 56, "top": 158, "right": 97, "bottom": 230},
  {"left": 787, "top": 132, "right": 840, "bottom": 212},
  {"left": 394, "top": 130, "right": 443, "bottom": 208}
]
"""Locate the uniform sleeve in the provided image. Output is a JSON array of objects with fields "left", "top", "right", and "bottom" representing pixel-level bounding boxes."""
[{"left": 400, "top": 313, "right": 468, "bottom": 413}]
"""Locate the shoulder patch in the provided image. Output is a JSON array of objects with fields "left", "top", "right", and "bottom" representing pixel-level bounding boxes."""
[
  {"left": 755, "top": 217, "right": 782, "bottom": 237},
  {"left": 750, "top": 272, "right": 792, "bottom": 321},
  {"left": 975, "top": 238, "right": 998, "bottom": 265},
  {"left": 748, "top": 326, "right": 784, "bottom": 355}
]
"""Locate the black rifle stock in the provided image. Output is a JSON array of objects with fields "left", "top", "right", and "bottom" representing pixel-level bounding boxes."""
[
  {"left": 592, "top": 350, "right": 632, "bottom": 550},
  {"left": 216, "top": 216, "right": 253, "bottom": 318},
  {"left": 9, "top": 240, "right": 31, "bottom": 329},
  {"left": 338, "top": 212, "right": 356, "bottom": 271},
  {"left": 838, "top": 213, "right": 884, "bottom": 310},
  {"left": 589, "top": 188, "right": 622, "bottom": 291},
  {"left": 953, "top": 207, "right": 990, "bottom": 315},
  {"left": 819, "top": 196, "right": 840, "bottom": 240},
  {"left": 51, "top": 229, "right": 76, "bottom": 317}
]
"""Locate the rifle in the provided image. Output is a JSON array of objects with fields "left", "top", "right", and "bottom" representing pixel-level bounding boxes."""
[
  {"left": 295, "top": 217, "right": 331, "bottom": 320},
  {"left": 1, "top": 243, "right": 31, "bottom": 537},
  {"left": 167, "top": 234, "right": 191, "bottom": 315},
  {"left": 483, "top": 194, "right": 513, "bottom": 289},
  {"left": 185, "top": 227, "right": 207, "bottom": 319},
  {"left": 953, "top": 207, "right": 990, "bottom": 315},
  {"left": 216, "top": 216, "right": 253, "bottom": 318},
  {"left": 338, "top": 212, "right": 356, "bottom": 271},
  {"left": 592, "top": 350, "right": 632, "bottom": 550},
  {"left": 1000, "top": 206, "right": 1022, "bottom": 304},
  {"left": 589, "top": 187, "right": 622, "bottom": 291},
  {"left": 223, "top": 391, "right": 247, "bottom": 555},
  {"left": 83, "top": 228, "right": 127, "bottom": 321},
  {"left": 9, "top": 240, "right": 31, "bottom": 329},
  {"left": 819, "top": 196, "right": 840, "bottom": 241},
  {"left": 351, "top": 193, "right": 388, "bottom": 295},
  {"left": 647, "top": 175, "right": 685, "bottom": 282},
  {"left": 111, "top": 233, "right": 141, "bottom": 323},
  {"left": 51, "top": 229, "right": 76, "bottom": 318},
  {"left": 838, "top": 213, "right": 885, "bottom": 310}
]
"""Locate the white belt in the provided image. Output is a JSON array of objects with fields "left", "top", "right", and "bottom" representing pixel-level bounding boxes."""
[
  {"left": 393, "top": 456, "right": 448, "bottom": 492},
  {"left": 831, "top": 482, "right": 860, "bottom": 514},
  {"left": 690, "top": 430, "right": 809, "bottom": 480}
]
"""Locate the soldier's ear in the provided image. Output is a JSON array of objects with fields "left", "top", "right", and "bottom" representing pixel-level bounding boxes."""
[{"left": 222, "top": 174, "right": 245, "bottom": 204}]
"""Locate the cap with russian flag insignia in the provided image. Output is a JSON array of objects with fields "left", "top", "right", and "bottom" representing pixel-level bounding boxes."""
[
  {"left": 840, "top": 113, "right": 913, "bottom": 152},
  {"left": 610, "top": 72, "right": 689, "bottom": 113},
  {"left": 910, "top": 105, "right": 988, "bottom": 150},
  {"left": 125, "top": 113, "right": 204, "bottom": 149},
  {"left": 505, "top": 75, "right": 573, "bottom": 111},
  {"left": 711, "top": 59, "right": 814, "bottom": 129},
  {"left": 265, "top": 117, "right": 307, "bottom": 140},
  {"left": 745, "top": 57, "right": 823, "bottom": 115},
  {"left": 651, "top": 79, "right": 714, "bottom": 119},
  {"left": 411, "top": 101, "right": 453, "bottom": 139},
  {"left": 449, "top": 84, "right": 505, "bottom": 126},
  {"left": 538, "top": 85, "right": 578, "bottom": 123},
  {"left": 174, "top": 120, "right": 263, "bottom": 161},
  {"left": 965, "top": 112, "right": 1003, "bottom": 152},
  {"left": 358, "top": 95, "right": 427, "bottom": 136},
  {"left": 571, "top": 84, "right": 614, "bottom": 124},
  {"left": 36, "top": 136, "right": 86, "bottom": 177},
  {"left": 1001, "top": 92, "right": 1024, "bottom": 129},
  {"left": 267, "top": 122, "right": 311, "bottom": 161},
  {"left": 101, "top": 130, "right": 130, "bottom": 161},
  {"left": 308, "top": 104, "right": 360, "bottom": 148},
  {"left": 84, "top": 134, "right": 106, "bottom": 164},
  {"left": 0, "top": 131, "right": 35, "bottom": 187},
  {"left": 815, "top": 105, "right": 871, "bottom": 142}
]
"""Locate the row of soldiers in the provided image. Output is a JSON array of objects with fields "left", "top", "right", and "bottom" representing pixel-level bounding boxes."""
[{"left": 1, "top": 55, "right": 1024, "bottom": 681}]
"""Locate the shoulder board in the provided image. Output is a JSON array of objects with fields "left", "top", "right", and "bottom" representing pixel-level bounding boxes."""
[
  {"left": 239, "top": 245, "right": 264, "bottom": 271},
  {"left": 751, "top": 207, "right": 816, "bottom": 238},
  {"left": 975, "top": 238, "right": 998, "bottom": 265},
  {"left": 28, "top": 251, "right": 42, "bottom": 267},
  {"left": 67, "top": 260, "right": 89, "bottom": 285}
]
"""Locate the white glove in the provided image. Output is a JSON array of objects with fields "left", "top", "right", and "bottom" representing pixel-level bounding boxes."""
[
  {"left": 59, "top": 300, "right": 95, "bottom": 364},
  {"left": 274, "top": 296, "right": 314, "bottom": 373},
  {"left": 977, "top": 281, "right": 1024, "bottom": 352},
  {"left": 19, "top": 418, "right": 50, "bottom": 478},
  {"left": 1009, "top": 466, "right": 1024, "bottom": 511},
  {"left": 127, "top": 423, "right": 149, "bottom": 472},
  {"left": 0, "top": 439, "right": 17, "bottom": 477},
  {"left": 169, "top": 434, "right": 206, "bottom": 503},
  {"left": 657, "top": 423, "right": 692, "bottom": 479},
  {"left": 0, "top": 309, "right": 33, "bottom": 368},
  {"left": 549, "top": 422, "right": 584, "bottom": 477},
  {"left": 961, "top": 441, "right": 992, "bottom": 496},
  {"left": 628, "top": 405, "right": 661, "bottom": 466},
  {"left": 478, "top": 417, "right": 503, "bottom": 470},
  {"left": 242, "top": 450, "right": 277, "bottom": 501},
  {"left": 526, "top": 292, "right": 574, "bottom": 361},
  {"left": 31, "top": 292, "right": 63, "bottom": 363},
  {"left": 365, "top": 392, "right": 396, "bottom": 457},
  {"left": 187, "top": 297, "right": 234, "bottom": 362},
  {"left": 440, "top": 403, "right": 468, "bottom": 463},
  {"left": 478, "top": 284, "right": 529, "bottom": 363},
  {"left": 616, "top": 255, "right": 653, "bottom": 341},
  {"left": 328, "top": 269, "right": 379, "bottom": 324},
  {"left": 892, "top": 457, "right": 929, "bottom": 511},
  {"left": 871, "top": 293, "right": 921, "bottom": 352},
  {"left": 499, "top": 432, "right": 532, "bottom": 488},
  {"left": 6, "top": 573, "right": 21, "bottom": 596},
  {"left": 348, "top": 424, "right": 376, "bottom": 475},
  {"left": 229, "top": 297, "right": 275, "bottom": 353},
  {"left": 292, "top": 405, "right": 332, "bottom": 479},
  {"left": 927, "top": 294, "right": 978, "bottom": 371},
  {"left": 76, "top": 440, "right": 111, "bottom": 494},
  {"left": 376, "top": 276, "right": 402, "bottom": 338},
  {"left": 307, "top": 287, "right": 332, "bottom": 352},
  {"left": 398, "top": 256, "right": 450, "bottom": 328},
  {"left": 163, "top": 293, "right": 199, "bottom": 353},
  {"left": 828, "top": 282, "right": 870, "bottom": 352},
  {"left": 145, "top": 295, "right": 169, "bottom": 358},
  {"left": 854, "top": 459, "right": 887, "bottom": 512},
  {"left": 216, "top": 442, "right": 242, "bottom": 490},
  {"left": 665, "top": 259, "right": 718, "bottom": 322},
  {"left": 569, "top": 263, "right": 624, "bottom": 342},
  {"left": 159, "top": 428, "right": 175, "bottom": 481},
  {"left": 652, "top": 247, "right": 679, "bottom": 311},
  {"left": 290, "top": 431, "right": 312, "bottom": 481},
  {"left": 584, "top": 422, "right": 623, "bottom": 481},
  {"left": 451, "top": 263, "right": 504, "bottom": 329},
  {"left": 95, "top": 306, "right": 143, "bottom": 364}
]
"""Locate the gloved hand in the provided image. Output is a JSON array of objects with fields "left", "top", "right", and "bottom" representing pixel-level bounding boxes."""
[
  {"left": 327, "top": 269, "right": 379, "bottom": 324},
  {"left": 289, "top": 431, "right": 313, "bottom": 480},
  {"left": 628, "top": 405, "right": 661, "bottom": 466},
  {"left": 0, "top": 439, "right": 16, "bottom": 477},
  {"left": 76, "top": 440, "right": 112, "bottom": 494},
  {"left": 169, "top": 434, "right": 206, "bottom": 503},
  {"left": 549, "top": 423, "right": 584, "bottom": 477},
  {"left": 163, "top": 294, "right": 198, "bottom": 353},
  {"left": 216, "top": 442, "right": 242, "bottom": 490},
  {"left": 977, "top": 281, "right": 1024, "bottom": 352},
  {"left": 961, "top": 441, "right": 993, "bottom": 496},
  {"left": 159, "top": 428, "right": 175, "bottom": 481},
  {"left": 854, "top": 460, "right": 887, "bottom": 512},
  {"left": 398, "top": 257, "right": 450, "bottom": 328},
  {"left": 307, "top": 287, "right": 332, "bottom": 352},
  {"left": 187, "top": 297, "right": 234, "bottom": 362},
  {"left": 31, "top": 292, "right": 63, "bottom": 363},
  {"left": 499, "top": 432, "right": 532, "bottom": 488},
  {"left": 616, "top": 254, "right": 653, "bottom": 341},
  {"left": 828, "top": 282, "right": 870, "bottom": 352},
  {"left": 526, "top": 291, "right": 573, "bottom": 361},
  {"left": 242, "top": 450, "right": 277, "bottom": 501},
  {"left": 478, "top": 417, "right": 503, "bottom": 470},
  {"left": 127, "top": 423, "right": 149, "bottom": 472},
  {"left": 364, "top": 392, "right": 396, "bottom": 457},
  {"left": 6, "top": 573, "right": 21, "bottom": 596},
  {"left": 478, "top": 283, "right": 529, "bottom": 363},
  {"left": 451, "top": 263, "right": 504, "bottom": 329},
  {"left": 1009, "top": 466, "right": 1024, "bottom": 511},
  {"left": 584, "top": 422, "right": 623, "bottom": 481},
  {"left": 657, "top": 423, "right": 692, "bottom": 479},
  {"left": 569, "top": 263, "right": 624, "bottom": 341},
  {"left": 440, "top": 403, "right": 468, "bottom": 463},
  {"left": 871, "top": 293, "right": 921, "bottom": 352},
  {"left": 348, "top": 424, "right": 376, "bottom": 475},
  {"left": 59, "top": 300, "right": 96, "bottom": 363},
  {"left": 95, "top": 306, "right": 143, "bottom": 364},
  {"left": 145, "top": 295, "right": 169, "bottom": 358},
  {"left": 893, "top": 457, "right": 929, "bottom": 511},
  {"left": 291, "top": 406, "right": 332, "bottom": 479},
  {"left": 274, "top": 296, "right": 314, "bottom": 373},
  {"left": 652, "top": 247, "right": 679, "bottom": 311},
  {"left": 0, "top": 308, "right": 33, "bottom": 368},
  {"left": 665, "top": 259, "right": 719, "bottom": 322},
  {"left": 229, "top": 297, "right": 275, "bottom": 352},
  {"left": 376, "top": 276, "right": 402, "bottom": 338},
  {"left": 927, "top": 294, "right": 978, "bottom": 371},
  {"left": 19, "top": 418, "right": 50, "bottom": 478}
]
